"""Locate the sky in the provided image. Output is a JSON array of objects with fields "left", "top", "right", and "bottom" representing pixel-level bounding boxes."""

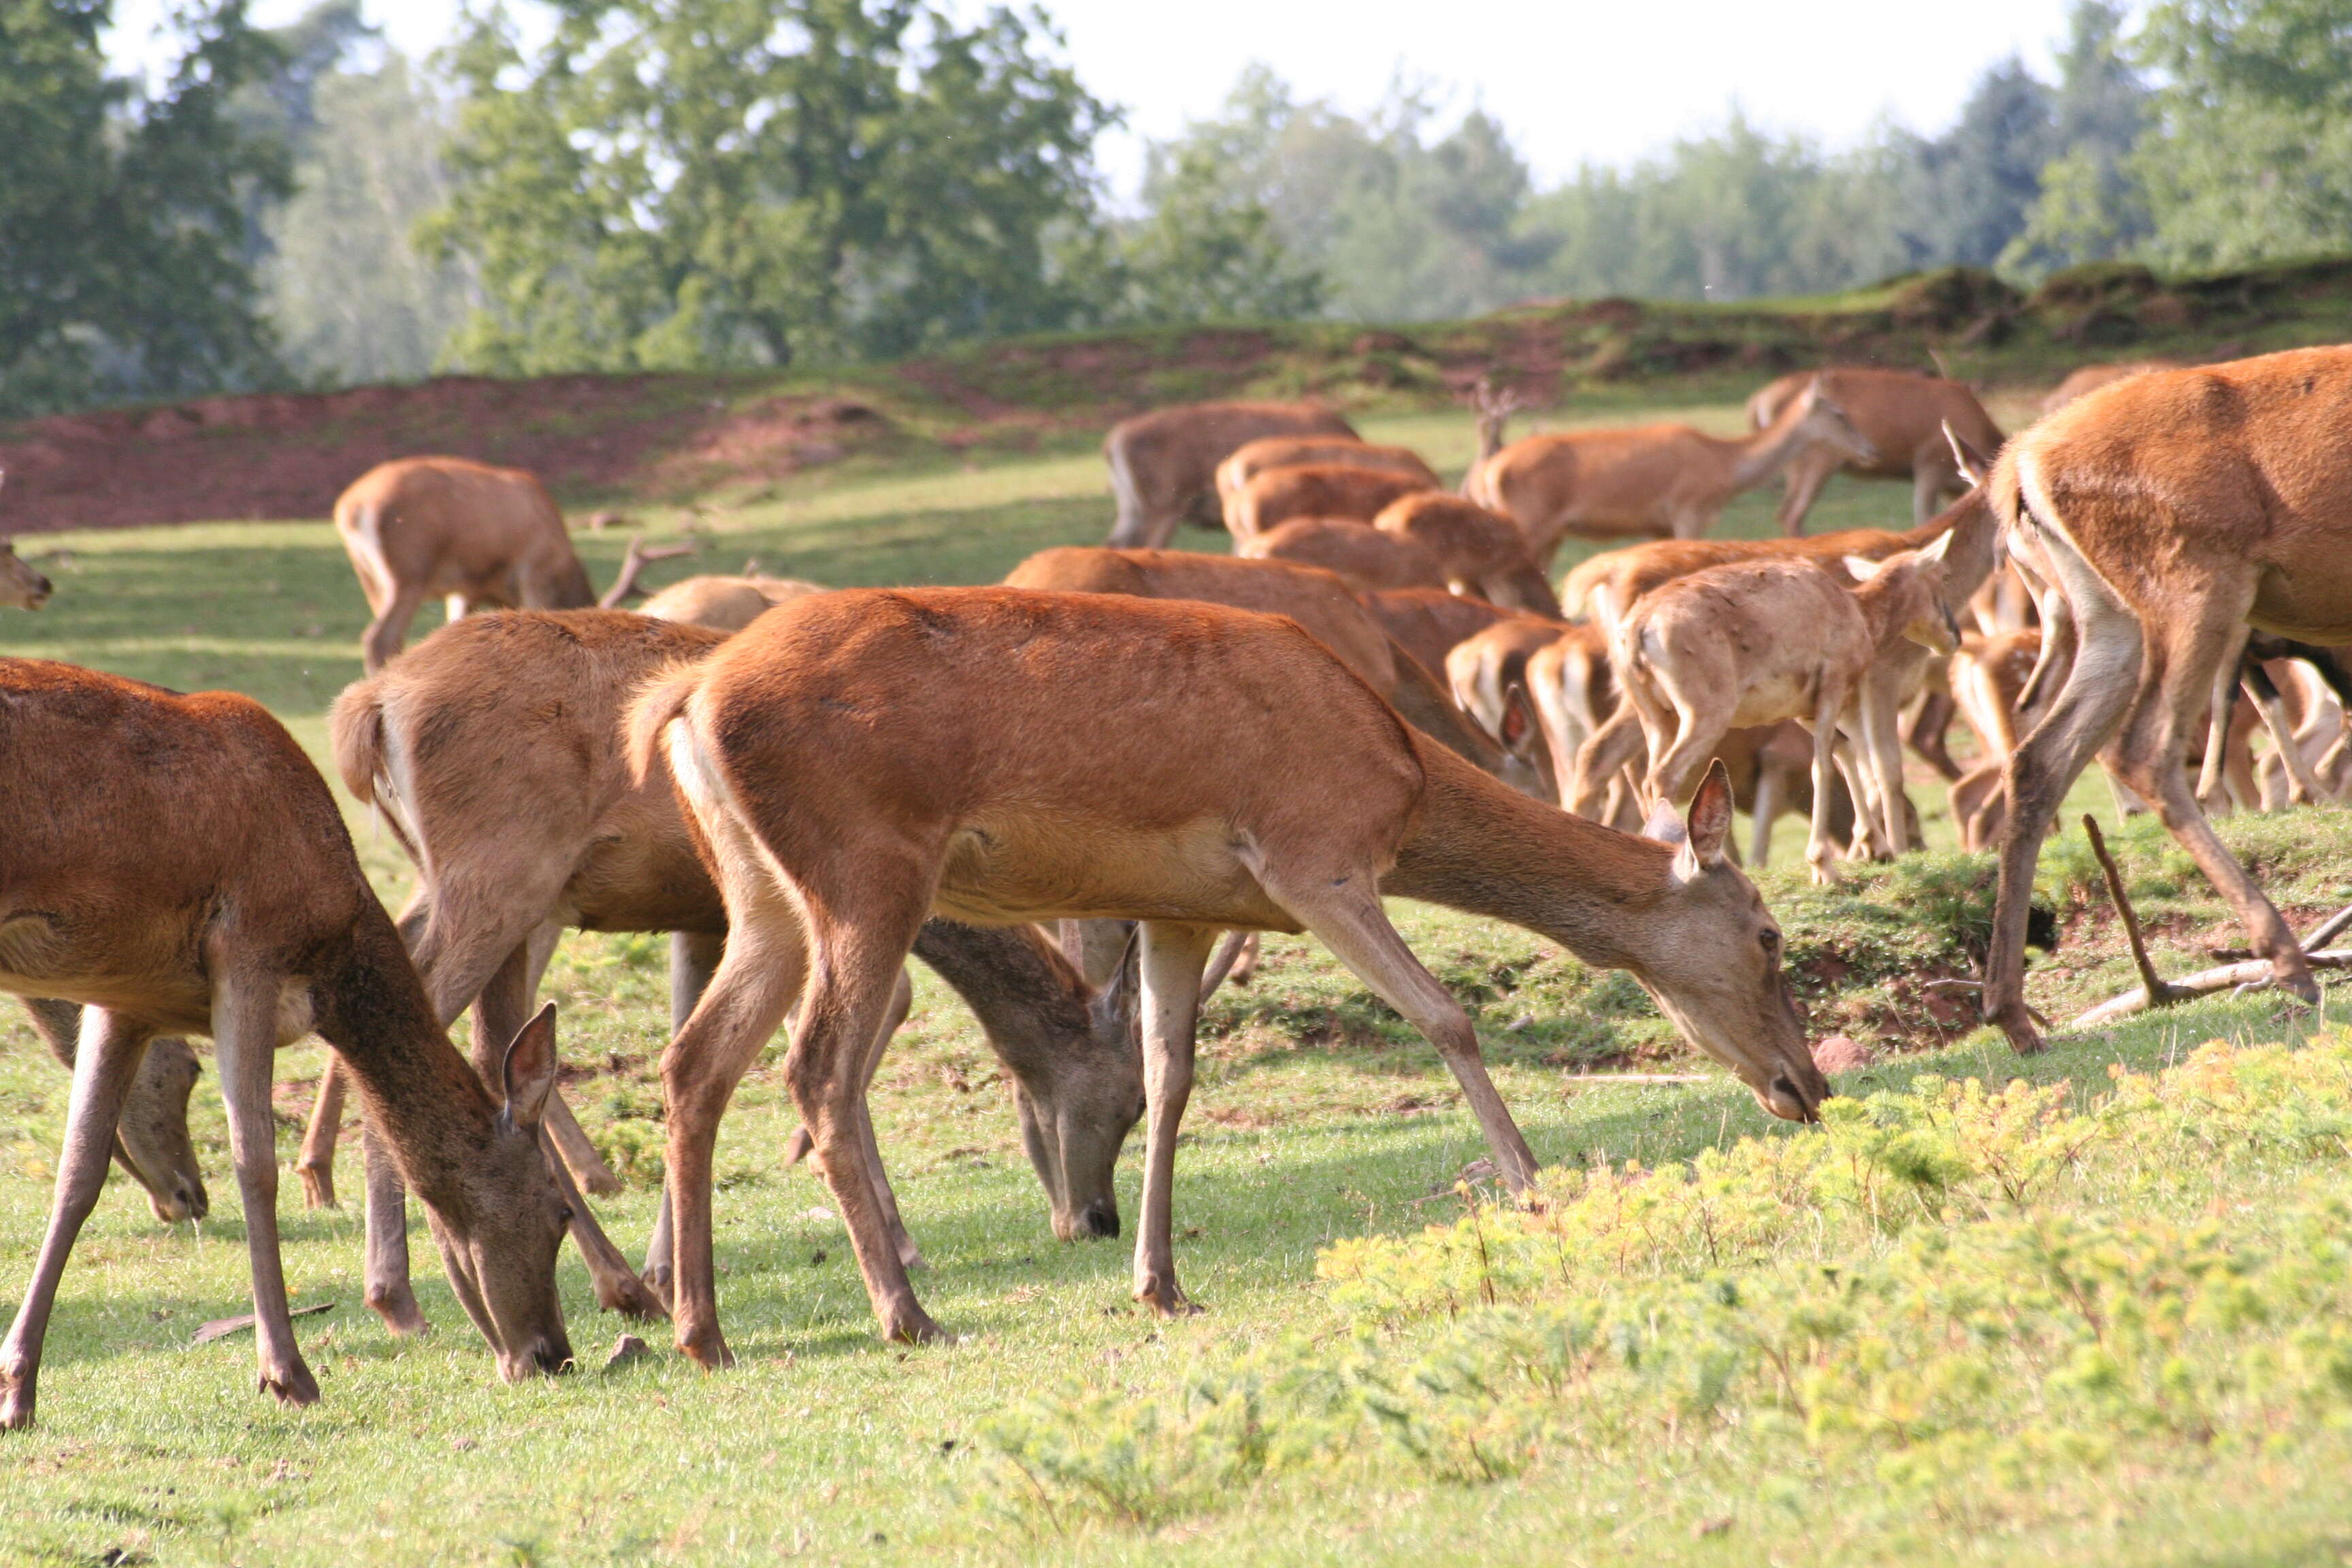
[{"left": 106, "top": 0, "right": 2088, "bottom": 195}]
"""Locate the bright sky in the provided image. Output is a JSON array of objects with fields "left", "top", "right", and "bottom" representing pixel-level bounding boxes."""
[{"left": 108, "top": 0, "right": 2087, "bottom": 195}]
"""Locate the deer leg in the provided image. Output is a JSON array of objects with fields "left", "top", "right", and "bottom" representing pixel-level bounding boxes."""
[
  {"left": 1750, "top": 758, "right": 1783, "bottom": 868},
  {"left": 2195, "top": 625, "right": 2253, "bottom": 811},
  {"left": 361, "top": 583, "right": 429, "bottom": 675},
  {"left": 1984, "top": 584, "right": 2146, "bottom": 1054},
  {"left": 1904, "top": 689, "right": 1963, "bottom": 783},
  {"left": 359, "top": 1115, "right": 428, "bottom": 1335},
  {"left": 1571, "top": 700, "right": 1649, "bottom": 819},
  {"left": 1857, "top": 677, "right": 1912, "bottom": 857},
  {"left": 1122, "top": 921, "right": 1219, "bottom": 1317},
  {"left": 1, "top": 1009, "right": 154, "bottom": 1429},
  {"left": 849, "top": 967, "right": 924, "bottom": 1271},
  {"left": 1805, "top": 701, "right": 1847, "bottom": 885},
  {"left": 1275, "top": 879, "right": 1539, "bottom": 1192},
  {"left": 2246, "top": 664, "right": 2332, "bottom": 806},
  {"left": 783, "top": 898, "right": 942, "bottom": 1346},
  {"left": 1776, "top": 453, "right": 1838, "bottom": 536},
  {"left": 296, "top": 1060, "right": 346, "bottom": 1210},
  {"left": 25, "top": 998, "right": 208, "bottom": 1225},
  {"left": 210, "top": 971, "right": 319, "bottom": 1407},
  {"left": 663, "top": 860, "right": 808, "bottom": 1368},
  {"left": 1911, "top": 463, "right": 1945, "bottom": 525},
  {"left": 644, "top": 930, "right": 725, "bottom": 1294},
  {"left": 2109, "top": 615, "right": 2315, "bottom": 1004}
]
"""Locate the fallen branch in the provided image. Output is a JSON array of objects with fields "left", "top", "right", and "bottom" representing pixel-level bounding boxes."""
[
  {"left": 193, "top": 1300, "right": 333, "bottom": 1346},
  {"left": 2072, "top": 950, "right": 2352, "bottom": 1028},
  {"left": 2082, "top": 814, "right": 2179, "bottom": 1010}
]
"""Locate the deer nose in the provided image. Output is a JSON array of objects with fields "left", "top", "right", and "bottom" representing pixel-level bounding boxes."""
[{"left": 1765, "top": 1072, "right": 1823, "bottom": 1124}]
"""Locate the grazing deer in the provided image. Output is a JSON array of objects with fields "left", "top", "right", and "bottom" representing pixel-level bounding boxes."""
[
  {"left": 1226, "top": 463, "right": 1437, "bottom": 542},
  {"left": 1746, "top": 369, "right": 2003, "bottom": 535},
  {"left": 310, "top": 610, "right": 1147, "bottom": 1319},
  {"left": 1002, "top": 548, "right": 1550, "bottom": 799},
  {"left": 1375, "top": 493, "right": 1561, "bottom": 616},
  {"left": 623, "top": 587, "right": 1826, "bottom": 1357},
  {"left": 1105, "top": 402, "right": 1357, "bottom": 549},
  {"left": 1357, "top": 587, "right": 1522, "bottom": 683},
  {"left": 1446, "top": 615, "right": 1571, "bottom": 751},
  {"left": 1469, "top": 378, "right": 1535, "bottom": 468},
  {"left": 1215, "top": 438, "right": 1439, "bottom": 519},
  {"left": 638, "top": 574, "right": 827, "bottom": 632},
  {"left": 19, "top": 999, "right": 207, "bottom": 1224},
  {"left": 0, "top": 659, "right": 572, "bottom": 1428},
  {"left": 335, "top": 457, "right": 601, "bottom": 672},
  {"left": 1590, "top": 538, "right": 1961, "bottom": 882},
  {"left": 1239, "top": 518, "right": 1451, "bottom": 597},
  {"left": 2040, "top": 359, "right": 2185, "bottom": 417},
  {"left": 1982, "top": 348, "right": 2352, "bottom": 1054},
  {"left": 1468, "top": 378, "right": 1876, "bottom": 564}
]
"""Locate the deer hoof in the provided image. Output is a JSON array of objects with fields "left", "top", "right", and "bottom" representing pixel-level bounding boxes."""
[
  {"left": 297, "top": 1163, "right": 337, "bottom": 1211},
  {"left": 885, "top": 1309, "right": 948, "bottom": 1345},
  {"left": 261, "top": 1359, "right": 322, "bottom": 1408},
  {"left": 1, "top": 1371, "right": 33, "bottom": 1431},
  {"left": 600, "top": 1273, "right": 670, "bottom": 1323},
  {"left": 364, "top": 1286, "right": 429, "bottom": 1337},
  {"left": 676, "top": 1326, "right": 735, "bottom": 1371},
  {"left": 1134, "top": 1283, "right": 1203, "bottom": 1319}
]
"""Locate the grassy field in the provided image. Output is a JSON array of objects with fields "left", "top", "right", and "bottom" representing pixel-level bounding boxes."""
[{"left": 5, "top": 399, "right": 2352, "bottom": 1565}]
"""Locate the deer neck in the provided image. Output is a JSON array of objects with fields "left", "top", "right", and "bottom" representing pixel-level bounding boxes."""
[
  {"left": 310, "top": 898, "right": 502, "bottom": 1207},
  {"left": 1384, "top": 737, "right": 1673, "bottom": 972},
  {"left": 1721, "top": 403, "right": 1824, "bottom": 492},
  {"left": 1848, "top": 573, "right": 1914, "bottom": 652}
]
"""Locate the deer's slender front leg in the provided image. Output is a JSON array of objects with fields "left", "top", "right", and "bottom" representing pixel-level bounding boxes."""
[
  {"left": 1, "top": 1008, "right": 153, "bottom": 1429},
  {"left": 296, "top": 1060, "right": 346, "bottom": 1209},
  {"left": 211, "top": 973, "right": 319, "bottom": 1407},
  {"left": 1130, "top": 921, "right": 1219, "bottom": 1316},
  {"left": 360, "top": 1116, "right": 427, "bottom": 1335}
]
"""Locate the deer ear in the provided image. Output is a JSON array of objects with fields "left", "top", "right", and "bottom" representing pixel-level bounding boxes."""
[
  {"left": 1682, "top": 760, "right": 1735, "bottom": 869},
  {"left": 1642, "top": 796, "right": 1688, "bottom": 846},
  {"left": 499, "top": 1002, "right": 560, "bottom": 1133},
  {"left": 1942, "top": 419, "right": 1994, "bottom": 486},
  {"left": 1918, "top": 527, "right": 1955, "bottom": 566},
  {"left": 1842, "top": 554, "right": 1884, "bottom": 582}
]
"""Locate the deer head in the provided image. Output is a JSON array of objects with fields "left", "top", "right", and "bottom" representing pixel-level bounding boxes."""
[
  {"left": 1846, "top": 530, "right": 1962, "bottom": 655},
  {"left": 1629, "top": 763, "right": 1829, "bottom": 1123},
  {"left": 0, "top": 473, "right": 53, "bottom": 610},
  {"left": 1790, "top": 378, "right": 1880, "bottom": 467},
  {"left": 1013, "top": 953, "right": 1143, "bottom": 1241}
]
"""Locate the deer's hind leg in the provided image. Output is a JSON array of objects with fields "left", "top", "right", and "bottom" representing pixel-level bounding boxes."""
[{"left": 1, "top": 1008, "right": 156, "bottom": 1428}]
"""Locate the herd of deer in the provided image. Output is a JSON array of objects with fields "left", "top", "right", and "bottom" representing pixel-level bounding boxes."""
[{"left": 1, "top": 346, "right": 2348, "bottom": 1429}]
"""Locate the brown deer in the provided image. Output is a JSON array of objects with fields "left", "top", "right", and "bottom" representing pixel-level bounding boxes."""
[
  {"left": 1239, "top": 518, "right": 1450, "bottom": 596},
  {"left": 335, "top": 457, "right": 604, "bottom": 672},
  {"left": 1214, "top": 438, "right": 1439, "bottom": 518},
  {"left": 1226, "top": 463, "right": 1437, "bottom": 542},
  {"left": 0, "top": 659, "right": 572, "bottom": 1428},
  {"left": 1469, "top": 378, "right": 1536, "bottom": 467},
  {"left": 1587, "top": 539, "right": 1961, "bottom": 881},
  {"left": 0, "top": 472, "right": 52, "bottom": 610},
  {"left": 1358, "top": 587, "right": 1523, "bottom": 683},
  {"left": 1982, "top": 348, "right": 2352, "bottom": 1054},
  {"left": 308, "top": 610, "right": 1148, "bottom": 1319},
  {"left": 638, "top": 574, "right": 826, "bottom": 632},
  {"left": 623, "top": 587, "right": 1826, "bottom": 1358},
  {"left": 2040, "top": 359, "right": 2185, "bottom": 416},
  {"left": 1746, "top": 369, "right": 2003, "bottom": 534},
  {"left": 1105, "top": 402, "right": 1358, "bottom": 548},
  {"left": 1469, "top": 378, "right": 1876, "bottom": 563},
  {"left": 1376, "top": 493, "right": 1562, "bottom": 616},
  {"left": 1001, "top": 548, "right": 1549, "bottom": 799},
  {"left": 1446, "top": 615, "right": 1571, "bottom": 750}
]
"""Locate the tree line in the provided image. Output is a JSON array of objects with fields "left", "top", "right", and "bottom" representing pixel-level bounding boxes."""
[{"left": 1, "top": 0, "right": 2346, "bottom": 414}]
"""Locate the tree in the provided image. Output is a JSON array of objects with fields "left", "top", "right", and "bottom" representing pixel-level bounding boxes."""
[
  {"left": 2002, "top": 1, "right": 2153, "bottom": 278},
  {"left": 1110, "top": 141, "right": 1324, "bottom": 323},
  {"left": 0, "top": 0, "right": 289, "bottom": 414},
  {"left": 2131, "top": 0, "right": 2352, "bottom": 270},
  {"left": 423, "top": 0, "right": 1115, "bottom": 373},
  {"left": 1897, "top": 59, "right": 2056, "bottom": 268}
]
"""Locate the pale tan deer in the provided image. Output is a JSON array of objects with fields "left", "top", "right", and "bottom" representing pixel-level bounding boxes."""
[
  {"left": 0, "top": 659, "right": 572, "bottom": 1428},
  {"left": 1105, "top": 402, "right": 1357, "bottom": 548},
  {"left": 1001, "top": 548, "right": 1549, "bottom": 799},
  {"left": 1982, "top": 348, "right": 2352, "bottom": 1054},
  {"left": 1226, "top": 463, "right": 1437, "bottom": 542},
  {"left": 1358, "top": 586, "right": 1523, "bottom": 683},
  {"left": 623, "top": 587, "right": 1826, "bottom": 1358},
  {"left": 638, "top": 573, "right": 827, "bottom": 632},
  {"left": 1591, "top": 539, "right": 1961, "bottom": 882},
  {"left": 336, "top": 457, "right": 598, "bottom": 672},
  {"left": 311, "top": 610, "right": 1145, "bottom": 1321},
  {"left": 1214, "top": 438, "right": 1439, "bottom": 519},
  {"left": 1947, "top": 628, "right": 2044, "bottom": 851},
  {"left": 1469, "top": 378, "right": 1876, "bottom": 563},
  {"left": 1746, "top": 369, "right": 2004, "bottom": 534},
  {"left": 2040, "top": 359, "right": 2185, "bottom": 416},
  {"left": 0, "top": 472, "right": 53, "bottom": 610},
  {"left": 1376, "top": 493, "right": 1561, "bottom": 616}
]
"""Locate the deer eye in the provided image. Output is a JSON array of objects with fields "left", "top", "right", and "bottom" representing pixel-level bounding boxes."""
[{"left": 1759, "top": 930, "right": 1781, "bottom": 955}]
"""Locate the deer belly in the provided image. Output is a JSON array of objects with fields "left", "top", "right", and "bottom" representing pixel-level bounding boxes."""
[
  {"left": 1727, "top": 671, "right": 1818, "bottom": 730},
  {"left": 932, "top": 815, "right": 1298, "bottom": 930}
]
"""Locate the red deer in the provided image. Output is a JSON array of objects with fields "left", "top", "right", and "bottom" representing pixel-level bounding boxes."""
[
  {"left": 1469, "top": 378, "right": 1875, "bottom": 562},
  {"left": 1105, "top": 402, "right": 1356, "bottom": 548},
  {"left": 1214, "top": 438, "right": 1439, "bottom": 519},
  {"left": 1226, "top": 463, "right": 1436, "bottom": 542},
  {"left": 0, "top": 659, "right": 572, "bottom": 1428},
  {"left": 1981, "top": 348, "right": 2352, "bottom": 1052},
  {"left": 1357, "top": 587, "right": 1522, "bottom": 683},
  {"left": 2040, "top": 359, "right": 2185, "bottom": 417},
  {"left": 624, "top": 588, "right": 1826, "bottom": 1358},
  {"left": 638, "top": 574, "right": 827, "bottom": 632},
  {"left": 1376, "top": 492, "right": 1561, "bottom": 616},
  {"left": 1746, "top": 369, "right": 2003, "bottom": 534}
]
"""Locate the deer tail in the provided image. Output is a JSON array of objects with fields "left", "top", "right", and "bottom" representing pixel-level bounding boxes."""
[
  {"left": 327, "top": 676, "right": 388, "bottom": 806},
  {"left": 624, "top": 661, "right": 704, "bottom": 789}
]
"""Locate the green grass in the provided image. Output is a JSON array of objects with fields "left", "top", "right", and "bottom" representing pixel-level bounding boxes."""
[{"left": 3, "top": 400, "right": 2349, "bottom": 1565}]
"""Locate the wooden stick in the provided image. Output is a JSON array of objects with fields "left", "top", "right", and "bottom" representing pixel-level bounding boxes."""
[
  {"left": 2083, "top": 813, "right": 2179, "bottom": 1012},
  {"left": 193, "top": 1300, "right": 333, "bottom": 1346},
  {"left": 2302, "top": 902, "right": 2352, "bottom": 953},
  {"left": 2072, "top": 949, "right": 2352, "bottom": 1028}
]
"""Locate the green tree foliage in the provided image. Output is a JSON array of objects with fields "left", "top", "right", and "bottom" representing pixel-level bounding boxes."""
[
  {"left": 2004, "top": 2, "right": 2154, "bottom": 277},
  {"left": 2132, "top": 0, "right": 2352, "bottom": 271},
  {"left": 1105, "top": 140, "right": 1324, "bottom": 323},
  {"left": 0, "top": 0, "right": 289, "bottom": 414},
  {"left": 423, "top": 0, "right": 1115, "bottom": 373}
]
